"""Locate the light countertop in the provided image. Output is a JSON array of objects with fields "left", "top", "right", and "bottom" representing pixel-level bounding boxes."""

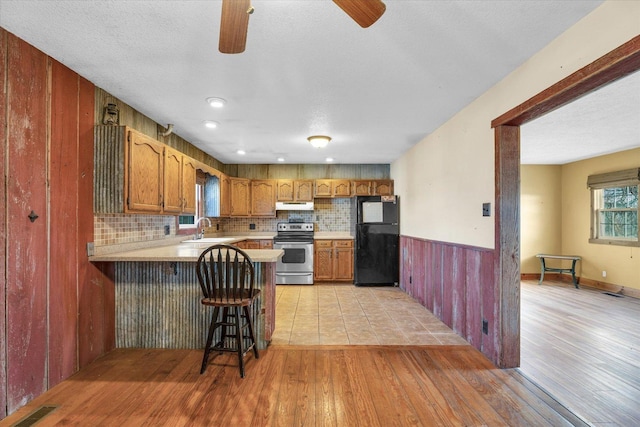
[
  {"left": 89, "top": 243, "right": 283, "bottom": 263},
  {"left": 89, "top": 231, "right": 352, "bottom": 263}
]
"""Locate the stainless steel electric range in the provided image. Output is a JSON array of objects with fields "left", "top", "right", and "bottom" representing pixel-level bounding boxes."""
[{"left": 273, "top": 222, "right": 314, "bottom": 285}]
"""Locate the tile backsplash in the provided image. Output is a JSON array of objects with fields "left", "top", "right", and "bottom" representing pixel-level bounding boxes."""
[{"left": 94, "top": 198, "right": 353, "bottom": 247}]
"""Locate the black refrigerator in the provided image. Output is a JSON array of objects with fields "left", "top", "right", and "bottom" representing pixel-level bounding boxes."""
[{"left": 353, "top": 195, "right": 399, "bottom": 286}]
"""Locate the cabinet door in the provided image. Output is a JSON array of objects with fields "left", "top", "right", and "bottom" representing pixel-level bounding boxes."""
[
  {"left": 182, "top": 157, "right": 197, "bottom": 214},
  {"left": 334, "top": 240, "right": 354, "bottom": 281},
  {"left": 220, "top": 174, "right": 231, "bottom": 217},
  {"left": 314, "top": 240, "right": 334, "bottom": 281},
  {"left": 294, "top": 180, "right": 314, "bottom": 202},
  {"left": 230, "top": 178, "right": 251, "bottom": 216},
  {"left": 260, "top": 240, "right": 274, "bottom": 249},
  {"left": 374, "top": 180, "right": 394, "bottom": 196},
  {"left": 245, "top": 240, "right": 261, "bottom": 249},
  {"left": 314, "top": 179, "right": 332, "bottom": 197},
  {"left": 251, "top": 180, "right": 276, "bottom": 217},
  {"left": 333, "top": 179, "right": 352, "bottom": 197},
  {"left": 352, "top": 180, "right": 372, "bottom": 196},
  {"left": 126, "top": 130, "right": 164, "bottom": 213},
  {"left": 163, "top": 147, "right": 183, "bottom": 213},
  {"left": 276, "top": 179, "right": 294, "bottom": 202}
]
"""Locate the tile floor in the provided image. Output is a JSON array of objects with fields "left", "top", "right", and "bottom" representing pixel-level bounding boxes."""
[{"left": 271, "top": 284, "right": 470, "bottom": 346}]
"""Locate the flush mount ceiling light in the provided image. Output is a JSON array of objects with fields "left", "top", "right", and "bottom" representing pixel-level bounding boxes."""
[
  {"left": 204, "top": 120, "right": 219, "bottom": 129},
  {"left": 277, "top": 157, "right": 285, "bottom": 162},
  {"left": 206, "top": 97, "right": 227, "bottom": 108},
  {"left": 308, "top": 135, "right": 331, "bottom": 148},
  {"left": 237, "top": 149, "right": 246, "bottom": 155},
  {"left": 326, "top": 157, "right": 334, "bottom": 163}
]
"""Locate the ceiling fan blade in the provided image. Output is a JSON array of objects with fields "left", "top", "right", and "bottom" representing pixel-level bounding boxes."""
[
  {"left": 219, "top": 0, "right": 252, "bottom": 54},
  {"left": 333, "top": 0, "right": 386, "bottom": 28}
]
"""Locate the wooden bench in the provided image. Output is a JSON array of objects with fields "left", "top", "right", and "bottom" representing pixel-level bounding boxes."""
[{"left": 535, "top": 254, "right": 581, "bottom": 288}]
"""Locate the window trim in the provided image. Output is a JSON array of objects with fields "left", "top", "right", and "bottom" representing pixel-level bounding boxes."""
[{"left": 588, "top": 168, "right": 639, "bottom": 247}]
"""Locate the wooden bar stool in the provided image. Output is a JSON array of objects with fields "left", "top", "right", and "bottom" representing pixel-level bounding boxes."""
[{"left": 196, "top": 244, "right": 260, "bottom": 377}]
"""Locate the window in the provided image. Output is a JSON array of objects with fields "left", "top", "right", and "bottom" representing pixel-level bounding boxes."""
[
  {"left": 178, "top": 182, "right": 204, "bottom": 230},
  {"left": 588, "top": 168, "right": 640, "bottom": 246}
]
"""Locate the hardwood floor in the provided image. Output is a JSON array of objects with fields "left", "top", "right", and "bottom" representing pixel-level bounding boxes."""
[
  {"left": 520, "top": 280, "right": 640, "bottom": 426},
  {"left": 5, "top": 281, "right": 636, "bottom": 426},
  {"left": 1, "top": 346, "right": 580, "bottom": 426}
]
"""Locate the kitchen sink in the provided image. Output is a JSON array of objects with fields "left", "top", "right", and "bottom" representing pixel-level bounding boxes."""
[{"left": 181, "top": 237, "right": 239, "bottom": 244}]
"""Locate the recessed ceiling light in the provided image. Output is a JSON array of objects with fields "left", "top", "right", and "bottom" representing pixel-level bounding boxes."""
[
  {"left": 204, "top": 120, "right": 219, "bottom": 129},
  {"left": 277, "top": 157, "right": 285, "bottom": 162},
  {"left": 206, "top": 97, "right": 226, "bottom": 108},
  {"left": 237, "top": 149, "right": 246, "bottom": 155},
  {"left": 325, "top": 157, "right": 334, "bottom": 162}
]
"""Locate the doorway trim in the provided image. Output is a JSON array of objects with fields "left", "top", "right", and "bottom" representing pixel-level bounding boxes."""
[{"left": 491, "top": 35, "right": 640, "bottom": 368}]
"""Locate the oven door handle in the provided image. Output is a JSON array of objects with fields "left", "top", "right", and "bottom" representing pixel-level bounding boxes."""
[{"left": 276, "top": 272, "right": 313, "bottom": 276}]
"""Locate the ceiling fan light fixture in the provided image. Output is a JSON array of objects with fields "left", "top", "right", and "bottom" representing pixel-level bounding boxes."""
[
  {"left": 206, "top": 97, "right": 226, "bottom": 108},
  {"left": 308, "top": 135, "right": 331, "bottom": 148}
]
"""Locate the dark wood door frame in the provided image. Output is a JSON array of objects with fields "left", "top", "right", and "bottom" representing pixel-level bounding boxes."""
[{"left": 491, "top": 35, "right": 640, "bottom": 368}]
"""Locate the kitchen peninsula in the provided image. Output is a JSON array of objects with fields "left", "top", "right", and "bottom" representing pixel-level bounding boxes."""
[{"left": 89, "top": 239, "right": 283, "bottom": 351}]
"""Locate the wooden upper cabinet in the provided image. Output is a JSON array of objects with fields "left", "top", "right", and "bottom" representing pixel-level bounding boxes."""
[
  {"left": 95, "top": 126, "right": 201, "bottom": 215},
  {"left": 294, "top": 180, "right": 314, "bottom": 201},
  {"left": 352, "top": 179, "right": 394, "bottom": 196},
  {"left": 373, "top": 180, "right": 394, "bottom": 196},
  {"left": 352, "top": 180, "right": 372, "bottom": 196},
  {"left": 219, "top": 173, "right": 231, "bottom": 217},
  {"left": 251, "top": 180, "right": 276, "bottom": 217},
  {"left": 182, "top": 157, "right": 197, "bottom": 214},
  {"left": 276, "top": 179, "right": 294, "bottom": 202},
  {"left": 126, "top": 130, "right": 164, "bottom": 213},
  {"left": 277, "top": 179, "right": 314, "bottom": 202},
  {"left": 230, "top": 177, "right": 251, "bottom": 217},
  {"left": 163, "top": 147, "right": 183, "bottom": 213},
  {"left": 314, "top": 179, "right": 352, "bottom": 198},
  {"left": 314, "top": 179, "right": 333, "bottom": 197},
  {"left": 333, "top": 179, "right": 351, "bottom": 197}
]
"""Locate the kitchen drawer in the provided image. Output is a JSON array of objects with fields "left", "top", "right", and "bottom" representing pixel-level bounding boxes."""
[
  {"left": 333, "top": 240, "right": 353, "bottom": 248},
  {"left": 315, "top": 240, "right": 332, "bottom": 248}
]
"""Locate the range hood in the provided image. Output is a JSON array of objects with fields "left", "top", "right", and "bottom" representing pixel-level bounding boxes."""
[{"left": 275, "top": 201, "right": 314, "bottom": 211}]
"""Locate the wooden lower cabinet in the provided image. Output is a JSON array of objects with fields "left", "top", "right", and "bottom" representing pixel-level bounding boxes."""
[
  {"left": 314, "top": 239, "right": 354, "bottom": 282},
  {"left": 237, "top": 239, "right": 273, "bottom": 250}
]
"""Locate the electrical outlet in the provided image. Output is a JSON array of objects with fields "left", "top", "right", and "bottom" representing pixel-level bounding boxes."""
[
  {"left": 482, "top": 203, "right": 491, "bottom": 217},
  {"left": 602, "top": 270, "right": 607, "bottom": 278},
  {"left": 482, "top": 319, "right": 488, "bottom": 335},
  {"left": 164, "top": 225, "right": 170, "bottom": 235},
  {"left": 86, "top": 242, "right": 94, "bottom": 257},
  {"left": 216, "top": 223, "right": 220, "bottom": 231},
  {"left": 249, "top": 223, "right": 256, "bottom": 230}
]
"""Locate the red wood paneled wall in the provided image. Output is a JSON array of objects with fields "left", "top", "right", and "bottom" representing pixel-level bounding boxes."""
[
  {"left": 400, "top": 235, "right": 498, "bottom": 365},
  {"left": 0, "top": 28, "right": 7, "bottom": 418},
  {"left": 1, "top": 28, "right": 115, "bottom": 418}
]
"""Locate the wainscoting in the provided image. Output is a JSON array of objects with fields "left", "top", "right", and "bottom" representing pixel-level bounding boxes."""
[{"left": 400, "top": 236, "right": 497, "bottom": 364}]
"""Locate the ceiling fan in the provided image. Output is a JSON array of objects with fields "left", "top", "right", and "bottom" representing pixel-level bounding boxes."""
[{"left": 219, "top": 0, "right": 386, "bottom": 54}]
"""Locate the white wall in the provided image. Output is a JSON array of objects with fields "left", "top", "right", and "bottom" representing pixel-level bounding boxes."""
[{"left": 392, "top": 0, "right": 640, "bottom": 249}]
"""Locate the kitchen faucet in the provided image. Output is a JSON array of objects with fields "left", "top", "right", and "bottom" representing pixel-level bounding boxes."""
[{"left": 194, "top": 217, "right": 212, "bottom": 239}]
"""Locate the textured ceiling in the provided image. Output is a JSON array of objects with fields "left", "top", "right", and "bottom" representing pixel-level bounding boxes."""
[{"left": 2, "top": 0, "right": 627, "bottom": 165}]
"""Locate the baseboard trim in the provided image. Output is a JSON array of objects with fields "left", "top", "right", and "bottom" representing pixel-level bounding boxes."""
[{"left": 521, "top": 273, "right": 640, "bottom": 299}]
